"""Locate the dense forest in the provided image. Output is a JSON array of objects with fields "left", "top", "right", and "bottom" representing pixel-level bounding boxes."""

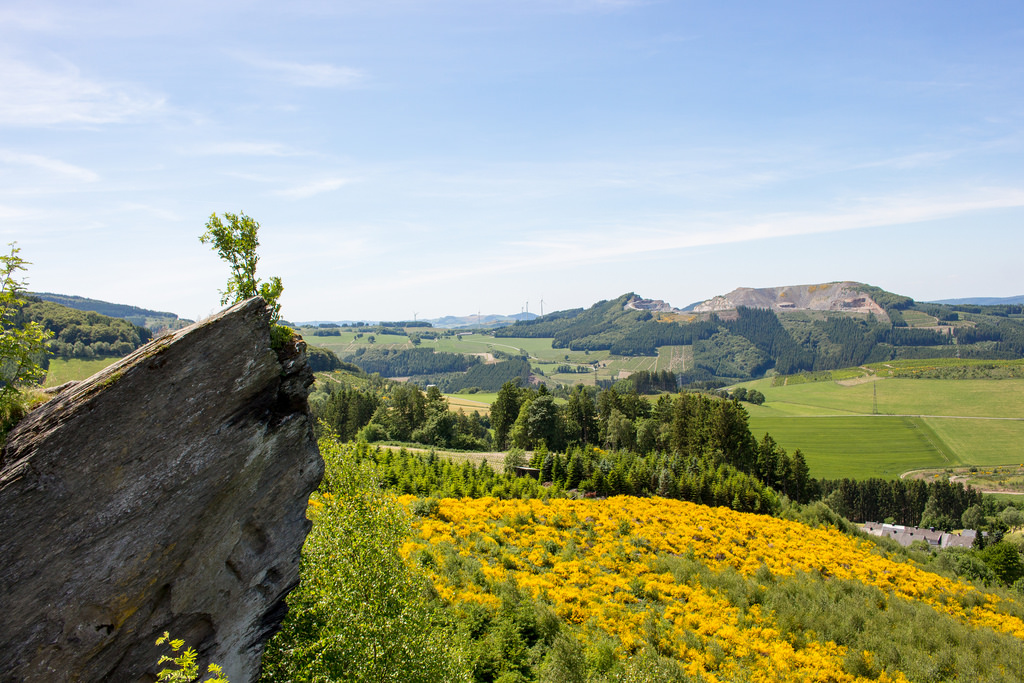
[{"left": 343, "top": 346, "right": 480, "bottom": 377}]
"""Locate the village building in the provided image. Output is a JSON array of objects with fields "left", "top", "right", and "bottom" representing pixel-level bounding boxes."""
[{"left": 861, "top": 522, "right": 980, "bottom": 549}]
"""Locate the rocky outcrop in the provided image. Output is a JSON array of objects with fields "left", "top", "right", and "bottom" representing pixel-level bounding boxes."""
[{"left": 0, "top": 298, "right": 322, "bottom": 682}]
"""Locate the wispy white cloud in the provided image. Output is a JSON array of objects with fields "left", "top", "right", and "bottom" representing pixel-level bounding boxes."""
[
  {"left": 346, "top": 186, "right": 1024, "bottom": 296},
  {"left": 274, "top": 177, "right": 353, "bottom": 199},
  {"left": 0, "top": 57, "right": 166, "bottom": 126},
  {"left": 511, "top": 187, "right": 1024, "bottom": 260},
  {"left": 230, "top": 52, "right": 365, "bottom": 88},
  {"left": 0, "top": 149, "right": 99, "bottom": 181}
]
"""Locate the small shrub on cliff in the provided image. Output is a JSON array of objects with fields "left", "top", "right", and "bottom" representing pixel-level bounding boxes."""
[
  {"left": 154, "top": 632, "right": 228, "bottom": 683},
  {"left": 0, "top": 243, "right": 50, "bottom": 440}
]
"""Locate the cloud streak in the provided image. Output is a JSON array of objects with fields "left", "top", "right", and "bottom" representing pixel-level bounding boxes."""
[
  {"left": 0, "top": 57, "right": 166, "bottom": 126},
  {"left": 346, "top": 186, "right": 1024, "bottom": 296},
  {"left": 0, "top": 149, "right": 99, "bottom": 181}
]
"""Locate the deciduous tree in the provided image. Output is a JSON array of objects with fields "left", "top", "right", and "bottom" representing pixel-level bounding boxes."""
[
  {"left": 200, "top": 211, "right": 284, "bottom": 322},
  {"left": 0, "top": 243, "right": 50, "bottom": 437}
]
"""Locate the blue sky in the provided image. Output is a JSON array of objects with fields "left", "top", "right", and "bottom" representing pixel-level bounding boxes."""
[{"left": 2, "top": 1, "right": 1023, "bottom": 322}]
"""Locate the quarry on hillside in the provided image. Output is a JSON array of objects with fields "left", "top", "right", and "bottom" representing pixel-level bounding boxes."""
[{"left": 688, "top": 281, "right": 889, "bottom": 319}]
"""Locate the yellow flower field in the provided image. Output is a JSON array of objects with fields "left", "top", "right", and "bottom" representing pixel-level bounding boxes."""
[{"left": 398, "top": 495, "right": 1024, "bottom": 682}]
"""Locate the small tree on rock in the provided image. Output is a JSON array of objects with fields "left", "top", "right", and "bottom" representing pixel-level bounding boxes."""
[{"left": 200, "top": 212, "right": 283, "bottom": 322}]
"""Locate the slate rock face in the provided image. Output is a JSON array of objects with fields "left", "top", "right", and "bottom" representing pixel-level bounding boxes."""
[{"left": 0, "top": 297, "right": 323, "bottom": 682}]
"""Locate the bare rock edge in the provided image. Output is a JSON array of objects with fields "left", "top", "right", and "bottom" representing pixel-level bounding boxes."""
[{"left": 0, "top": 297, "right": 323, "bottom": 682}]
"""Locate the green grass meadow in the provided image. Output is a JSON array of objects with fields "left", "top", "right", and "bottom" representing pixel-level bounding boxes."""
[{"left": 745, "top": 415, "right": 953, "bottom": 479}]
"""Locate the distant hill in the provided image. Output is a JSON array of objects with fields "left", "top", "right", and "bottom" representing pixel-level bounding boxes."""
[
  {"left": 22, "top": 297, "right": 153, "bottom": 361},
  {"left": 294, "top": 312, "right": 538, "bottom": 330},
  {"left": 425, "top": 312, "right": 538, "bottom": 329},
  {"left": 931, "top": 295, "right": 1024, "bottom": 306},
  {"left": 492, "top": 284, "right": 1024, "bottom": 384},
  {"left": 30, "top": 292, "right": 190, "bottom": 331}
]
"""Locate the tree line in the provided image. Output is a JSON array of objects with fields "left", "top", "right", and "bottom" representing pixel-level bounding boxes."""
[
  {"left": 315, "top": 381, "right": 492, "bottom": 451},
  {"left": 346, "top": 346, "right": 480, "bottom": 377},
  {"left": 819, "top": 477, "right": 983, "bottom": 529}
]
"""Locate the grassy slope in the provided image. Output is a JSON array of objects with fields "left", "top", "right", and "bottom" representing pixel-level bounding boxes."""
[
  {"left": 744, "top": 376, "right": 1024, "bottom": 479},
  {"left": 43, "top": 358, "right": 120, "bottom": 387}
]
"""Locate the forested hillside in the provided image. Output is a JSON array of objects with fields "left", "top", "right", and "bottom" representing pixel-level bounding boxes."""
[
  {"left": 30, "top": 292, "right": 188, "bottom": 331},
  {"left": 20, "top": 297, "right": 153, "bottom": 360},
  {"left": 492, "top": 286, "right": 1024, "bottom": 383}
]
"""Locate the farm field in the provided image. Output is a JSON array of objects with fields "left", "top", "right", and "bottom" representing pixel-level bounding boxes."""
[
  {"left": 549, "top": 369, "right": 598, "bottom": 386},
  {"left": 746, "top": 415, "right": 954, "bottom": 479},
  {"left": 428, "top": 334, "right": 611, "bottom": 364},
  {"left": 748, "top": 376, "right": 1024, "bottom": 418},
  {"left": 444, "top": 394, "right": 492, "bottom": 416},
  {"left": 744, "top": 375, "right": 1024, "bottom": 479},
  {"left": 656, "top": 344, "right": 691, "bottom": 372},
  {"left": 446, "top": 391, "right": 499, "bottom": 405}
]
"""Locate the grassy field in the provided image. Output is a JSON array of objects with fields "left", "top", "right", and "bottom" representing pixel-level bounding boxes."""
[
  {"left": 44, "top": 358, "right": 120, "bottom": 387},
  {"left": 744, "top": 374, "right": 1024, "bottom": 479},
  {"left": 900, "top": 310, "right": 939, "bottom": 327},
  {"left": 746, "top": 415, "right": 958, "bottom": 479},
  {"left": 446, "top": 391, "right": 499, "bottom": 404}
]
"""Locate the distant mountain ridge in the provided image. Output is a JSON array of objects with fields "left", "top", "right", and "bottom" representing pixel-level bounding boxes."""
[
  {"left": 295, "top": 312, "right": 538, "bottom": 329},
  {"left": 931, "top": 295, "right": 1024, "bottom": 306}
]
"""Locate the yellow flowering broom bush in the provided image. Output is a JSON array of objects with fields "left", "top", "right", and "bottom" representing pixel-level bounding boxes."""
[{"left": 401, "top": 495, "right": 1024, "bottom": 682}]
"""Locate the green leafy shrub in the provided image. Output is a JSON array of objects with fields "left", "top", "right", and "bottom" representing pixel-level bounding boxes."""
[
  {"left": 259, "top": 435, "right": 470, "bottom": 682},
  {"left": 154, "top": 632, "right": 228, "bottom": 683}
]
